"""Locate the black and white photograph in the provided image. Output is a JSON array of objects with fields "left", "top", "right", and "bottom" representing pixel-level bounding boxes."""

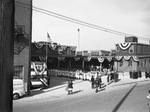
[{"left": 0, "top": 0, "right": 150, "bottom": 112}]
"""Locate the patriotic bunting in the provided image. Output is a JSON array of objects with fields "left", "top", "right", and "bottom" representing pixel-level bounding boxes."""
[
  {"left": 48, "top": 43, "right": 57, "bottom": 50},
  {"left": 124, "top": 56, "right": 131, "bottom": 61},
  {"left": 70, "top": 46, "right": 76, "bottom": 51},
  {"left": 115, "top": 56, "right": 123, "bottom": 61},
  {"left": 84, "top": 57, "right": 91, "bottom": 62},
  {"left": 107, "top": 57, "right": 112, "bottom": 62},
  {"left": 32, "top": 62, "right": 46, "bottom": 75},
  {"left": 39, "top": 56, "right": 47, "bottom": 62},
  {"left": 58, "top": 57, "right": 65, "bottom": 61},
  {"left": 61, "top": 45, "right": 67, "bottom": 50},
  {"left": 98, "top": 57, "right": 104, "bottom": 63},
  {"left": 132, "top": 56, "right": 139, "bottom": 62},
  {"left": 74, "top": 57, "right": 80, "bottom": 61},
  {"left": 47, "top": 57, "right": 54, "bottom": 63},
  {"left": 118, "top": 43, "right": 131, "bottom": 50},
  {"left": 34, "top": 43, "right": 44, "bottom": 49},
  {"left": 58, "top": 47, "right": 63, "bottom": 54}
]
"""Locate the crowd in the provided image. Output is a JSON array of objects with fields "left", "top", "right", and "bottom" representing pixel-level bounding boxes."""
[{"left": 48, "top": 69, "right": 120, "bottom": 94}]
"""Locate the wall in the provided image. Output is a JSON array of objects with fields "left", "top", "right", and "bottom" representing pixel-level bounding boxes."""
[{"left": 14, "top": 0, "right": 32, "bottom": 93}]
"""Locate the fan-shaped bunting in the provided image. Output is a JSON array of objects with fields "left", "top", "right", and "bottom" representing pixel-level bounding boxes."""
[
  {"left": 118, "top": 43, "right": 131, "bottom": 50},
  {"left": 98, "top": 57, "right": 104, "bottom": 63}
]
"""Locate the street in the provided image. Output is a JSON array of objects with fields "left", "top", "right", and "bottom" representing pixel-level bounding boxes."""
[{"left": 13, "top": 76, "right": 150, "bottom": 112}]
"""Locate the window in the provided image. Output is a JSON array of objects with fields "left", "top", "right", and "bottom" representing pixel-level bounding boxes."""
[
  {"left": 144, "top": 59, "right": 147, "bottom": 67},
  {"left": 147, "top": 47, "right": 150, "bottom": 54},
  {"left": 143, "top": 46, "right": 146, "bottom": 53},
  {"left": 137, "top": 45, "right": 141, "bottom": 53},
  {"left": 14, "top": 66, "right": 24, "bottom": 79},
  {"left": 129, "top": 45, "right": 134, "bottom": 53},
  {"left": 116, "top": 45, "right": 119, "bottom": 52}
]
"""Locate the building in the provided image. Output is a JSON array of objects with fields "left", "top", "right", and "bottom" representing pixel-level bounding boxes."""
[
  {"left": 14, "top": 0, "right": 32, "bottom": 94},
  {"left": 31, "top": 41, "right": 77, "bottom": 70},
  {"left": 114, "top": 36, "right": 150, "bottom": 73}
]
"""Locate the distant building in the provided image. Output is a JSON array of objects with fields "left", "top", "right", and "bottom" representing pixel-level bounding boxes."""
[{"left": 114, "top": 36, "right": 150, "bottom": 73}]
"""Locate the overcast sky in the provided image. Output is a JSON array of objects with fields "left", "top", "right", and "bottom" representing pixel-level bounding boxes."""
[{"left": 32, "top": 0, "right": 150, "bottom": 51}]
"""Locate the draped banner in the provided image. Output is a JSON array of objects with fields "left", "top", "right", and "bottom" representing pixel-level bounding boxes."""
[
  {"left": 132, "top": 56, "right": 139, "bottom": 62},
  {"left": 70, "top": 46, "right": 76, "bottom": 51},
  {"left": 58, "top": 47, "right": 63, "bottom": 54},
  {"left": 124, "top": 56, "right": 131, "bottom": 61},
  {"left": 49, "top": 43, "right": 57, "bottom": 50},
  {"left": 61, "top": 45, "right": 67, "bottom": 50},
  {"left": 106, "top": 57, "right": 112, "bottom": 62},
  {"left": 115, "top": 56, "right": 123, "bottom": 61},
  {"left": 98, "top": 57, "right": 105, "bottom": 63},
  {"left": 84, "top": 57, "right": 91, "bottom": 62},
  {"left": 58, "top": 57, "right": 65, "bottom": 61},
  {"left": 32, "top": 62, "right": 46, "bottom": 75},
  {"left": 48, "top": 57, "right": 54, "bottom": 63},
  {"left": 118, "top": 43, "right": 131, "bottom": 50},
  {"left": 74, "top": 57, "right": 80, "bottom": 61},
  {"left": 39, "top": 56, "right": 46, "bottom": 62},
  {"left": 34, "top": 43, "right": 44, "bottom": 49}
]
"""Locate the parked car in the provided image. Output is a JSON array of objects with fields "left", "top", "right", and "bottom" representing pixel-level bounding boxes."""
[{"left": 13, "top": 78, "right": 25, "bottom": 100}]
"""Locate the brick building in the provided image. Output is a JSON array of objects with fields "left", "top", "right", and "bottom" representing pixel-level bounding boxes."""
[
  {"left": 14, "top": 0, "right": 32, "bottom": 94},
  {"left": 114, "top": 36, "right": 150, "bottom": 73}
]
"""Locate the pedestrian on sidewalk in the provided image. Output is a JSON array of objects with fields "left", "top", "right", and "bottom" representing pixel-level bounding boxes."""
[
  {"left": 147, "top": 90, "right": 150, "bottom": 112},
  {"left": 91, "top": 75, "right": 95, "bottom": 89}
]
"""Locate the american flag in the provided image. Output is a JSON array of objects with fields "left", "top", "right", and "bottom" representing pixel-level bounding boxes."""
[{"left": 47, "top": 32, "right": 52, "bottom": 43}]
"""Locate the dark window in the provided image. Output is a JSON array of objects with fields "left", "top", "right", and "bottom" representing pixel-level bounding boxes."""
[{"left": 14, "top": 66, "right": 24, "bottom": 79}]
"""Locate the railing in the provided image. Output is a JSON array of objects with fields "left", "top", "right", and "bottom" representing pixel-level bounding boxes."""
[{"left": 14, "top": 22, "right": 29, "bottom": 55}]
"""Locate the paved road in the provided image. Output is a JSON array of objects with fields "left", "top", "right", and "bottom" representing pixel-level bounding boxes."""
[{"left": 13, "top": 76, "right": 150, "bottom": 112}]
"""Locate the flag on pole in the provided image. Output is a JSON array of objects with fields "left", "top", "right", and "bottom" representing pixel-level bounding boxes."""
[{"left": 47, "top": 32, "right": 52, "bottom": 43}]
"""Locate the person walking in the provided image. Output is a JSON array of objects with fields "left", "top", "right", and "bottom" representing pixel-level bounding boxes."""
[
  {"left": 95, "top": 73, "right": 102, "bottom": 93},
  {"left": 91, "top": 75, "right": 95, "bottom": 89},
  {"left": 66, "top": 80, "right": 73, "bottom": 95}
]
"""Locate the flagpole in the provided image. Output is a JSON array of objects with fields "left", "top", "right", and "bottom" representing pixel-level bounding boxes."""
[
  {"left": 46, "top": 33, "right": 48, "bottom": 76},
  {"left": 78, "top": 28, "right": 80, "bottom": 51}
]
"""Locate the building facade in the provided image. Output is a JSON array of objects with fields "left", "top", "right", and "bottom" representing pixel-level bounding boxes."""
[
  {"left": 114, "top": 36, "right": 150, "bottom": 73},
  {"left": 14, "top": 0, "right": 32, "bottom": 94}
]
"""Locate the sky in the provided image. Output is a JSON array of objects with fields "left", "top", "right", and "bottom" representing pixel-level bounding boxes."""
[{"left": 32, "top": 0, "right": 150, "bottom": 51}]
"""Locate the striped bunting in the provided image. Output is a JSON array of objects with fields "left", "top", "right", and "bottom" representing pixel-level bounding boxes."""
[
  {"left": 98, "top": 57, "right": 105, "bottom": 63},
  {"left": 132, "top": 56, "right": 139, "bottom": 62},
  {"left": 84, "top": 57, "right": 91, "bottom": 62},
  {"left": 118, "top": 43, "right": 131, "bottom": 50},
  {"left": 124, "top": 56, "right": 131, "bottom": 61}
]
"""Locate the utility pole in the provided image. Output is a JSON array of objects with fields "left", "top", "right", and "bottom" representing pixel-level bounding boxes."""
[{"left": 0, "top": 0, "right": 14, "bottom": 112}]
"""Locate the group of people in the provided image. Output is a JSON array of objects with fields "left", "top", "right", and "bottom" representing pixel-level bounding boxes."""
[
  {"left": 107, "top": 70, "right": 119, "bottom": 84},
  {"left": 129, "top": 70, "right": 142, "bottom": 79},
  {"left": 91, "top": 72, "right": 102, "bottom": 93}
]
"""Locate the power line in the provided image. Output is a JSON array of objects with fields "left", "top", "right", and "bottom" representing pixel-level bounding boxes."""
[{"left": 15, "top": 1, "right": 150, "bottom": 41}]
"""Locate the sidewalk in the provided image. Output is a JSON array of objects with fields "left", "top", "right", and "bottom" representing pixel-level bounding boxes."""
[{"left": 24, "top": 74, "right": 149, "bottom": 101}]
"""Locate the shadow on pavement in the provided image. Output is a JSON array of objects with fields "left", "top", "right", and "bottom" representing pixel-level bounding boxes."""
[
  {"left": 70, "top": 90, "right": 83, "bottom": 95},
  {"left": 27, "top": 76, "right": 83, "bottom": 98},
  {"left": 112, "top": 79, "right": 150, "bottom": 87}
]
